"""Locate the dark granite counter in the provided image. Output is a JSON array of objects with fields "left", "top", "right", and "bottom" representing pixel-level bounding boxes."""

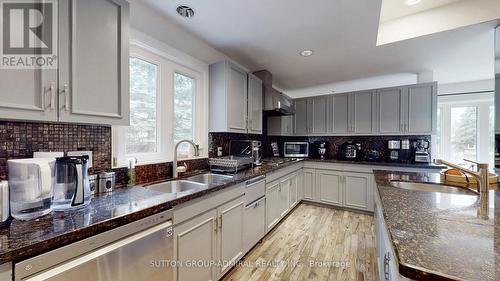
[
  {"left": 306, "top": 158, "right": 445, "bottom": 169},
  {"left": 0, "top": 159, "right": 303, "bottom": 264},
  {"left": 373, "top": 170, "right": 500, "bottom": 281}
]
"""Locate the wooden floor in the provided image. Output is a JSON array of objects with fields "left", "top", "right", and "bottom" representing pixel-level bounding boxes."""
[{"left": 222, "top": 203, "right": 378, "bottom": 281}]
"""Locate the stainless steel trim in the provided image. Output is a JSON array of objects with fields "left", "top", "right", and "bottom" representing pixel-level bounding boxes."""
[
  {"left": 15, "top": 210, "right": 173, "bottom": 280},
  {"left": 283, "top": 142, "right": 309, "bottom": 158},
  {"left": 246, "top": 175, "right": 266, "bottom": 186}
]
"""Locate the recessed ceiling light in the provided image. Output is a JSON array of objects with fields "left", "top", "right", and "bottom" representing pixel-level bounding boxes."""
[
  {"left": 405, "top": 0, "right": 421, "bottom": 6},
  {"left": 299, "top": 49, "right": 314, "bottom": 57},
  {"left": 177, "top": 5, "right": 195, "bottom": 18}
]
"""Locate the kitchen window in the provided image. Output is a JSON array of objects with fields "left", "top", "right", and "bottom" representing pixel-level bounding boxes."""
[
  {"left": 435, "top": 92, "right": 494, "bottom": 169},
  {"left": 112, "top": 44, "right": 208, "bottom": 167}
]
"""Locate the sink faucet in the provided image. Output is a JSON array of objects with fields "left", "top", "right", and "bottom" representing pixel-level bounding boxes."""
[
  {"left": 173, "top": 140, "right": 200, "bottom": 178},
  {"left": 434, "top": 159, "right": 489, "bottom": 194}
]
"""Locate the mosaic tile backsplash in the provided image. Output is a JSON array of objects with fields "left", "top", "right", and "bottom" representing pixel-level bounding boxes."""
[
  {"left": 209, "top": 132, "right": 431, "bottom": 163},
  {"left": 0, "top": 121, "right": 111, "bottom": 180}
]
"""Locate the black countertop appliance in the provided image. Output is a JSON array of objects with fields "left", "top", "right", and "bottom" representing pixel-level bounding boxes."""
[{"left": 339, "top": 141, "right": 361, "bottom": 160}]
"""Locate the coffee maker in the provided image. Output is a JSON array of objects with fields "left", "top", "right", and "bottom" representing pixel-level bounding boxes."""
[
  {"left": 317, "top": 142, "right": 327, "bottom": 160},
  {"left": 414, "top": 140, "right": 430, "bottom": 163}
]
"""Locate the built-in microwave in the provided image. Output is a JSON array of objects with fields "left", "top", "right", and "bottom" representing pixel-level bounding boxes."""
[{"left": 283, "top": 142, "right": 309, "bottom": 158}]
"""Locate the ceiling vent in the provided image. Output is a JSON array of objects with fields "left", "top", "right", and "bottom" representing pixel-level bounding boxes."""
[{"left": 176, "top": 6, "right": 195, "bottom": 18}]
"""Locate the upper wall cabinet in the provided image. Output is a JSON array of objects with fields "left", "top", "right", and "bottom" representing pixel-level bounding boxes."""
[
  {"left": 376, "top": 82, "right": 437, "bottom": 135},
  {"left": 308, "top": 95, "right": 329, "bottom": 134},
  {"left": 0, "top": 0, "right": 130, "bottom": 125},
  {"left": 58, "top": 0, "right": 130, "bottom": 125},
  {"left": 247, "top": 74, "right": 263, "bottom": 134},
  {"left": 285, "top": 82, "right": 436, "bottom": 136},
  {"left": 209, "top": 61, "right": 263, "bottom": 134},
  {"left": 294, "top": 98, "right": 309, "bottom": 135}
]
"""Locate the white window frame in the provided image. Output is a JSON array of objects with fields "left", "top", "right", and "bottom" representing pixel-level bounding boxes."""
[
  {"left": 112, "top": 33, "right": 209, "bottom": 167},
  {"left": 435, "top": 92, "right": 494, "bottom": 165}
]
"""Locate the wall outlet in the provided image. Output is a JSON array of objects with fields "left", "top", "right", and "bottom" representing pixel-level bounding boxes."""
[{"left": 217, "top": 147, "right": 223, "bottom": 157}]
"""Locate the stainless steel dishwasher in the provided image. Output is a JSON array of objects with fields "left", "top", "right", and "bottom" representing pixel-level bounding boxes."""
[{"left": 15, "top": 210, "right": 173, "bottom": 281}]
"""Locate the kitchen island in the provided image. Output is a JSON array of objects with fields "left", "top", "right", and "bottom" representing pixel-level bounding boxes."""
[{"left": 374, "top": 170, "right": 500, "bottom": 281}]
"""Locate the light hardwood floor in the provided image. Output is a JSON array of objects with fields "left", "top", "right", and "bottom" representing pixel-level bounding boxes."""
[{"left": 222, "top": 203, "right": 378, "bottom": 281}]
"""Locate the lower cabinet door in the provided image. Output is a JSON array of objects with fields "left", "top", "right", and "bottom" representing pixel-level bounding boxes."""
[
  {"left": 279, "top": 178, "right": 290, "bottom": 217},
  {"left": 243, "top": 197, "right": 266, "bottom": 253},
  {"left": 218, "top": 197, "right": 245, "bottom": 277},
  {"left": 266, "top": 181, "right": 281, "bottom": 231},
  {"left": 303, "top": 168, "right": 316, "bottom": 200},
  {"left": 175, "top": 209, "right": 218, "bottom": 281},
  {"left": 344, "top": 172, "right": 372, "bottom": 211},
  {"left": 316, "top": 169, "right": 343, "bottom": 206},
  {"left": 289, "top": 173, "right": 298, "bottom": 208}
]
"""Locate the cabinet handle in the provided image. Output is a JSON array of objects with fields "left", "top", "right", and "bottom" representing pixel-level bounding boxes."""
[
  {"left": 44, "top": 82, "right": 56, "bottom": 110},
  {"left": 214, "top": 218, "right": 218, "bottom": 233},
  {"left": 218, "top": 215, "right": 222, "bottom": 230},
  {"left": 384, "top": 252, "right": 391, "bottom": 281},
  {"left": 49, "top": 82, "right": 56, "bottom": 110},
  {"left": 62, "top": 84, "right": 70, "bottom": 111}
]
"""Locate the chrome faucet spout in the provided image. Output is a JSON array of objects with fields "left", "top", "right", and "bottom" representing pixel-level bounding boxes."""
[
  {"left": 173, "top": 140, "right": 200, "bottom": 178},
  {"left": 434, "top": 159, "right": 489, "bottom": 194}
]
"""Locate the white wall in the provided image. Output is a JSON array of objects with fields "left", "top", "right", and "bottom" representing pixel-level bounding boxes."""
[
  {"left": 284, "top": 73, "right": 418, "bottom": 98},
  {"left": 438, "top": 79, "right": 495, "bottom": 95}
]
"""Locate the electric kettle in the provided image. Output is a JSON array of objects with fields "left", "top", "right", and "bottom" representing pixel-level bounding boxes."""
[{"left": 53, "top": 156, "right": 91, "bottom": 211}]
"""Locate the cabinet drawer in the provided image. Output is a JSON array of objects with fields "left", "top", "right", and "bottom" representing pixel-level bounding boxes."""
[
  {"left": 244, "top": 176, "right": 266, "bottom": 204},
  {"left": 244, "top": 197, "right": 266, "bottom": 253}
]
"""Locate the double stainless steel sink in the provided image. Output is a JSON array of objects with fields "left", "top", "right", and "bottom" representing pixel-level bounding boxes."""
[
  {"left": 390, "top": 181, "right": 477, "bottom": 195},
  {"left": 146, "top": 173, "right": 234, "bottom": 194}
]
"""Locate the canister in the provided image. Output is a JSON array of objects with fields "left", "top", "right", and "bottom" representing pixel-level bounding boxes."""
[
  {"left": 98, "top": 172, "right": 115, "bottom": 193},
  {"left": 89, "top": 174, "right": 98, "bottom": 195}
]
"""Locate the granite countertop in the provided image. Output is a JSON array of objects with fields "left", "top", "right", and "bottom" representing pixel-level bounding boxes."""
[
  {"left": 0, "top": 159, "right": 303, "bottom": 264},
  {"left": 306, "top": 158, "right": 445, "bottom": 169},
  {"left": 373, "top": 170, "right": 500, "bottom": 281}
]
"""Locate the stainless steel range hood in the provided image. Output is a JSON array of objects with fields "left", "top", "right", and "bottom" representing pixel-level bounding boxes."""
[{"left": 253, "top": 70, "right": 295, "bottom": 116}]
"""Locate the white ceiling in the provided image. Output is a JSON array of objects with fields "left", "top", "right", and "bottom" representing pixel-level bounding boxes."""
[{"left": 142, "top": 0, "right": 499, "bottom": 90}]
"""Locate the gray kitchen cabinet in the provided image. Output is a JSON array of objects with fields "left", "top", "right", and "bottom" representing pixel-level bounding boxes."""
[
  {"left": 247, "top": 74, "right": 263, "bottom": 134},
  {"left": 267, "top": 115, "right": 293, "bottom": 136},
  {"left": 308, "top": 95, "right": 329, "bottom": 134},
  {"left": 377, "top": 87, "right": 405, "bottom": 134},
  {"left": 279, "top": 177, "right": 291, "bottom": 217},
  {"left": 175, "top": 209, "right": 218, "bottom": 281},
  {"left": 217, "top": 196, "right": 245, "bottom": 277},
  {"left": 405, "top": 82, "right": 437, "bottom": 134},
  {"left": 266, "top": 180, "right": 281, "bottom": 231},
  {"left": 351, "top": 91, "right": 376, "bottom": 134},
  {"left": 0, "top": 0, "right": 130, "bottom": 125},
  {"left": 302, "top": 168, "right": 315, "bottom": 200},
  {"left": 243, "top": 197, "right": 266, "bottom": 254},
  {"left": 294, "top": 98, "right": 309, "bottom": 135},
  {"left": 0, "top": 68, "right": 58, "bottom": 122},
  {"left": 58, "top": 0, "right": 130, "bottom": 125},
  {"left": 331, "top": 93, "right": 350, "bottom": 134},
  {"left": 316, "top": 169, "right": 343, "bottom": 206},
  {"left": 344, "top": 172, "right": 373, "bottom": 211},
  {"left": 209, "top": 60, "right": 256, "bottom": 133},
  {"left": 289, "top": 173, "right": 298, "bottom": 208}
]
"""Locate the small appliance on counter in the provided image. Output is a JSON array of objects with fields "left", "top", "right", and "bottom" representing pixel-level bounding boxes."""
[
  {"left": 340, "top": 141, "right": 361, "bottom": 160},
  {"left": 311, "top": 141, "right": 327, "bottom": 160},
  {"left": 0, "top": 181, "right": 9, "bottom": 224},
  {"left": 7, "top": 158, "right": 55, "bottom": 220},
  {"left": 89, "top": 174, "right": 98, "bottom": 195},
  {"left": 284, "top": 142, "right": 309, "bottom": 158},
  {"left": 414, "top": 139, "right": 431, "bottom": 163},
  {"left": 363, "top": 149, "right": 380, "bottom": 161},
  {"left": 387, "top": 140, "right": 401, "bottom": 161},
  {"left": 53, "top": 156, "right": 91, "bottom": 211}
]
